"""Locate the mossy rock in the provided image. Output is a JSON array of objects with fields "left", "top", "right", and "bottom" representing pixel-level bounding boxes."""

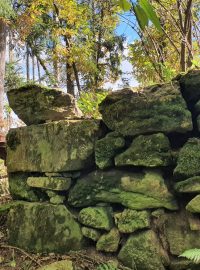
[
  {"left": 7, "top": 83, "right": 82, "bottom": 125},
  {"left": 6, "top": 119, "right": 102, "bottom": 172},
  {"left": 115, "top": 133, "right": 173, "bottom": 167},
  {"left": 174, "top": 176, "right": 200, "bottom": 193},
  {"left": 174, "top": 138, "right": 200, "bottom": 180},
  {"left": 96, "top": 228, "right": 120, "bottom": 252},
  {"left": 114, "top": 209, "right": 150, "bottom": 233},
  {"left": 68, "top": 169, "right": 177, "bottom": 210},
  {"left": 36, "top": 260, "right": 73, "bottom": 270},
  {"left": 7, "top": 202, "right": 83, "bottom": 253},
  {"left": 78, "top": 206, "right": 113, "bottom": 231},
  {"left": 186, "top": 195, "right": 200, "bottom": 213},
  {"left": 50, "top": 195, "right": 65, "bottom": 205},
  {"left": 81, "top": 227, "right": 101, "bottom": 241},
  {"left": 27, "top": 176, "right": 71, "bottom": 191},
  {"left": 118, "top": 230, "right": 167, "bottom": 270},
  {"left": 99, "top": 83, "right": 192, "bottom": 136},
  {"left": 95, "top": 132, "right": 125, "bottom": 169}
]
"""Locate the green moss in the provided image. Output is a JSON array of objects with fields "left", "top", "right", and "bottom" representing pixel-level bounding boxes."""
[
  {"left": 96, "top": 228, "right": 120, "bottom": 252},
  {"left": 174, "top": 176, "right": 200, "bottom": 193},
  {"left": 27, "top": 176, "right": 71, "bottom": 191},
  {"left": 36, "top": 260, "right": 73, "bottom": 270},
  {"left": 186, "top": 195, "right": 200, "bottom": 213},
  {"left": 81, "top": 226, "right": 101, "bottom": 241}
]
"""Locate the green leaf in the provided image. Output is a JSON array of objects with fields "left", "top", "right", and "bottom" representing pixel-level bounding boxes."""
[
  {"left": 117, "top": 0, "right": 132, "bottom": 11},
  {"left": 133, "top": 4, "right": 149, "bottom": 30},
  {"left": 179, "top": 249, "right": 200, "bottom": 264},
  {"left": 139, "top": 0, "right": 162, "bottom": 32}
]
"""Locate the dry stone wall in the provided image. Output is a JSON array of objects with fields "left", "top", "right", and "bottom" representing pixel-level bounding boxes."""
[{"left": 5, "top": 71, "right": 200, "bottom": 270}]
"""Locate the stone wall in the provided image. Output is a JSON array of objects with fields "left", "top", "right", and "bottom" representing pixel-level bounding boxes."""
[{"left": 5, "top": 71, "right": 200, "bottom": 270}]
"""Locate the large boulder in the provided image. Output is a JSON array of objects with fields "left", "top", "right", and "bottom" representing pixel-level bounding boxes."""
[
  {"left": 115, "top": 133, "right": 173, "bottom": 167},
  {"left": 7, "top": 202, "right": 83, "bottom": 253},
  {"left": 7, "top": 84, "right": 82, "bottom": 125},
  {"left": 68, "top": 169, "right": 177, "bottom": 210},
  {"left": 6, "top": 120, "right": 102, "bottom": 172},
  {"left": 99, "top": 83, "right": 192, "bottom": 136}
]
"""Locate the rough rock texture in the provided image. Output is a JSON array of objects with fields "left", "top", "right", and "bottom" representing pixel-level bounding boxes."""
[
  {"left": 96, "top": 228, "right": 120, "bottom": 252},
  {"left": 68, "top": 170, "right": 177, "bottom": 210},
  {"left": 186, "top": 195, "right": 200, "bottom": 213},
  {"left": 6, "top": 120, "right": 102, "bottom": 172},
  {"left": 7, "top": 84, "right": 82, "bottom": 125},
  {"left": 174, "top": 176, "right": 200, "bottom": 193},
  {"left": 27, "top": 176, "right": 71, "bottom": 191},
  {"left": 78, "top": 207, "right": 113, "bottom": 231},
  {"left": 95, "top": 132, "right": 125, "bottom": 169},
  {"left": 36, "top": 260, "right": 73, "bottom": 270},
  {"left": 7, "top": 202, "right": 83, "bottom": 253},
  {"left": 50, "top": 195, "right": 65, "bottom": 205},
  {"left": 118, "top": 230, "right": 167, "bottom": 270},
  {"left": 115, "top": 133, "right": 172, "bottom": 167},
  {"left": 99, "top": 83, "right": 192, "bottom": 136},
  {"left": 114, "top": 209, "right": 150, "bottom": 233},
  {"left": 81, "top": 227, "right": 101, "bottom": 241},
  {"left": 174, "top": 138, "right": 200, "bottom": 180}
]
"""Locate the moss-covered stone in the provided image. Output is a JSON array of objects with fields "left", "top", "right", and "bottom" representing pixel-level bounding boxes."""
[
  {"left": 68, "top": 169, "right": 177, "bottom": 210},
  {"left": 169, "top": 258, "right": 199, "bottom": 270},
  {"left": 174, "top": 176, "right": 200, "bottom": 193},
  {"left": 78, "top": 206, "right": 113, "bottom": 231},
  {"left": 115, "top": 133, "right": 172, "bottom": 167},
  {"left": 96, "top": 228, "right": 120, "bottom": 252},
  {"left": 99, "top": 83, "right": 192, "bottom": 136},
  {"left": 7, "top": 84, "right": 82, "bottom": 125},
  {"left": 50, "top": 195, "right": 65, "bottom": 205},
  {"left": 114, "top": 209, "right": 150, "bottom": 233},
  {"left": 27, "top": 177, "right": 71, "bottom": 191},
  {"left": 81, "top": 227, "right": 101, "bottom": 241},
  {"left": 174, "top": 138, "right": 200, "bottom": 180},
  {"left": 186, "top": 195, "right": 200, "bottom": 213},
  {"left": 7, "top": 202, "right": 83, "bottom": 253},
  {"left": 118, "top": 230, "right": 167, "bottom": 270},
  {"left": 36, "top": 260, "right": 73, "bottom": 270},
  {"left": 95, "top": 132, "right": 125, "bottom": 169},
  {"left": 6, "top": 120, "right": 102, "bottom": 172}
]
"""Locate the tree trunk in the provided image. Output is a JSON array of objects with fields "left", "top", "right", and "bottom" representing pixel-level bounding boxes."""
[
  {"left": 37, "top": 59, "right": 41, "bottom": 84},
  {"left": 32, "top": 53, "right": 35, "bottom": 81},
  {"left": 9, "top": 30, "right": 14, "bottom": 63},
  {"left": 26, "top": 44, "right": 30, "bottom": 82},
  {"left": 66, "top": 62, "right": 75, "bottom": 96},
  {"left": 0, "top": 19, "right": 8, "bottom": 123}
]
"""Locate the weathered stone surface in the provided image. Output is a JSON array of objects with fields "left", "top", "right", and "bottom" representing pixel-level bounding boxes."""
[
  {"left": 175, "top": 176, "right": 200, "bottom": 193},
  {"left": 78, "top": 207, "right": 113, "bottom": 231},
  {"left": 27, "top": 177, "right": 71, "bottom": 191},
  {"left": 174, "top": 138, "right": 200, "bottom": 180},
  {"left": 9, "top": 173, "right": 43, "bottom": 202},
  {"left": 99, "top": 83, "right": 192, "bottom": 136},
  {"left": 96, "top": 228, "right": 120, "bottom": 252},
  {"left": 7, "top": 84, "right": 82, "bottom": 125},
  {"left": 6, "top": 120, "right": 102, "bottom": 172},
  {"left": 36, "top": 260, "right": 73, "bottom": 270},
  {"left": 186, "top": 195, "right": 200, "bottom": 213},
  {"left": 118, "top": 230, "right": 167, "bottom": 270},
  {"left": 7, "top": 202, "right": 83, "bottom": 253},
  {"left": 50, "top": 195, "right": 65, "bottom": 205},
  {"left": 68, "top": 169, "right": 177, "bottom": 210},
  {"left": 81, "top": 227, "right": 101, "bottom": 241},
  {"left": 114, "top": 209, "right": 150, "bottom": 233},
  {"left": 169, "top": 258, "right": 198, "bottom": 270},
  {"left": 95, "top": 132, "right": 125, "bottom": 169},
  {"left": 115, "top": 133, "right": 172, "bottom": 167}
]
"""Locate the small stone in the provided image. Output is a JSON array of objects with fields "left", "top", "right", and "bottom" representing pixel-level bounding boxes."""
[
  {"left": 50, "top": 195, "right": 65, "bottom": 205},
  {"left": 78, "top": 206, "right": 113, "bottom": 231},
  {"left": 114, "top": 209, "right": 150, "bottom": 233},
  {"left": 186, "top": 195, "right": 200, "bottom": 213},
  {"left": 36, "top": 260, "right": 73, "bottom": 270},
  {"left": 115, "top": 133, "right": 172, "bottom": 167},
  {"left": 174, "top": 176, "right": 200, "bottom": 193},
  {"left": 81, "top": 227, "right": 101, "bottom": 241},
  {"left": 96, "top": 228, "right": 120, "bottom": 252},
  {"left": 27, "top": 177, "right": 71, "bottom": 191}
]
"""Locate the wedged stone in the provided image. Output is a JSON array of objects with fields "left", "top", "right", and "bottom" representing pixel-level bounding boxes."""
[
  {"left": 68, "top": 169, "right": 177, "bottom": 210},
  {"left": 81, "top": 227, "right": 101, "bottom": 241},
  {"left": 114, "top": 209, "right": 150, "bottom": 233},
  {"left": 36, "top": 260, "right": 73, "bottom": 270},
  {"left": 96, "top": 228, "right": 120, "bottom": 252},
  {"left": 186, "top": 195, "right": 200, "bottom": 213},
  {"left": 50, "top": 195, "right": 65, "bottom": 205},
  {"left": 7, "top": 202, "right": 83, "bottom": 253},
  {"left": 99, "top": 83, "right": 192, "bottom": 136},
  {"left": 174, "top": 138, "right": 200, "bottom": 180},
  {"left": 7, "top": 84, "right": 82, "bottom": 125},
  {"left": 6, "top": 119, "right": 102, "bottom": 172},
  {"left": 27, "top": 177, "right": 71, "bottom": 191},
  {"left": 174, "top": 176, "right": 200, "bottom": 193},
  {"left": 115, "top": 133, "right": 172, "bottom": 167},
  {"left": 78, "top": 206, "right": 113, "bottom": 231},
  {"left": 95, "top": 132, "right": 125, "bottom": 169},
  {"left": 118, "top": 230, "right": 167, "bottom": 270},
  {"left": 169, "top": 258, "right": 198, "bottom": 270}
]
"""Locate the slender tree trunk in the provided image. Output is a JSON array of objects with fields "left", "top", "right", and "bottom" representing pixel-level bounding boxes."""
[
  {"left": 26, "top": 44, "right": 30, "bottom": 82},
  {"left": 37, "top": 59, "right": 41, "bottom": 84},
  {"left": 9, "top": 30, "right": 14, "bottom": 63},
  {"left": 0, "top": 19, "right": 8, "bottom": 124},
  {"left": 32, "top": 53, "right": 35, "bottom": 81},
  {"left": 66, "top": 62, "right": 75, "bottom": 96}
]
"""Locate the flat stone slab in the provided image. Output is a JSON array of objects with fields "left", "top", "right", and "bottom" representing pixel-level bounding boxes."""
[
  {"left": 36, "top": 260, "right": 73, "bottom": 270},
  {"left": 186, "top": 195, "right": 200, "bottom": 213},
  {"left": 27, "top": 176, "right": 71, "bottom": 191},
  {"left": 6, "top": 120, "right": 102, "bottom": 172},
  {"left": 99, "top": 83, "right": 192, "bottom": 136},
  {"left": 174, "top": 176, "right": 200, "bottom": 193}
]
